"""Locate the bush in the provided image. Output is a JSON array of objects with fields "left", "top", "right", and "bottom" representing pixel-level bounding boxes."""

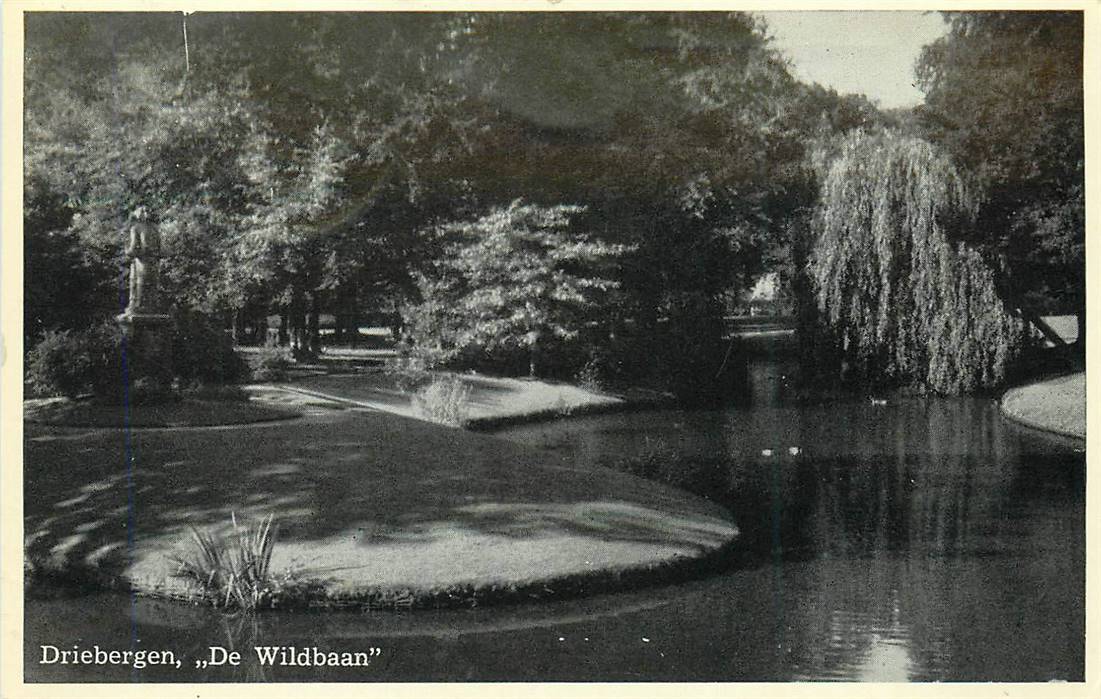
[
  {"left": 575, "top": 349, "right": 616, "bottom": 392},
  {"left": 26, "top": 322, "right": 124, "bottom": 399},
  {"left": 412, "top": 374, "right": 472, "bottom": 426},
  {"left": 26, "top": 329, "right": 93, "bottom": 397},
  {"left": 27, "top": 312, "right": 250, "bottom": 401},
  {"left": 248, "top": 346, "right": 292, "bottom": 382},
  {"left": 85, "top": 322, "right": 128, "bottom": 399},
  {"left": 172, "top": 311, "right": 248, "bottom": 387}
]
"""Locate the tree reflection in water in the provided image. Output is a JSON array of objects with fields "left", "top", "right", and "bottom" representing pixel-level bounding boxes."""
[{"left": 497, "top": 364, "right": 1084, "bottom": 681}]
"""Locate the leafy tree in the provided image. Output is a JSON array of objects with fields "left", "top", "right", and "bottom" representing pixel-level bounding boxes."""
[
  {"left": 810, "top": 130, "right": 1024, "bottom": 394},
  {"left": 440, "top": 13, "right": 815, "bottom": 393},
  {"left": 24, "top": 13, "right": 474, "bottom": 351},
  {"left": 769, "top": 83, "right": 898, "bottom": 361},
  {"left": 915, "top": 11, "right": 1084, "bottom": 342},
  {"left": 23, "top": 12, "right": 821, "bottom": 396},
  {"left": 23, "top": 176, "right": 115, "bottom": 342},
  {"left": 405, "top": 200, "right": 630, "bottom": 376},
  {"left": 25, "top": 14, "right": 270, "bottom": 319}
]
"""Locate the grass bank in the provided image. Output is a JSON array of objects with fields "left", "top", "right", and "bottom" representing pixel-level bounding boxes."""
[
  {"left": 282, "top": 369, "right": 675, "bottom": 429},
  {"left": 24, "top": 391, "right": 739, "bottom": 611},
  {"left": 1000, "top": 372, "right": 1085, "bottom": 441}
]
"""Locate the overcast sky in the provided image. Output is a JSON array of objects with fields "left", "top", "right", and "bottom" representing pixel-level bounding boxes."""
[{"left": 759, "top": 11, "right": 950, "bottom": 109}]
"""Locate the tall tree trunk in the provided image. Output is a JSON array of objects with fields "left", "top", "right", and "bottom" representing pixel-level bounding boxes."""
[
  {"left": 290, "top": 294, "right": 306, "bottom": 354},
  {"left": 230, "top": 308, "right": 243, "bottom": 345},
  {"left": 308, "top": 294, "right": 321, "bottom": 355}
]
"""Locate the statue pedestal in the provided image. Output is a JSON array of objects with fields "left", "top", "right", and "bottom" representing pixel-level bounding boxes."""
[{"left": 117, "top": 310, "right": 173, "bottom": 392}]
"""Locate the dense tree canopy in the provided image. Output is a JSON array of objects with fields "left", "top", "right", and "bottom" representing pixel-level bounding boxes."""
[
  {"left": 25, "top": 13, "right": 477, "bottom": 343},
  {"left": 25, "top": 12, "right": 823, "bottom": 386},
  {"left": 25, "top": 11, "right": 1071, "bottom": 396},
  {"left": 915, "top": 11, "right": 1084, "bottom": 333}
]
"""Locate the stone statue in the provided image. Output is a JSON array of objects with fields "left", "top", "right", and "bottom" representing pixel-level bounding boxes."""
[
  {"left": 123, "top": 206, "right": 161, "bottom": 313},
  {"left": 117, "top": 206, "right": 172, "bottom": 392}
]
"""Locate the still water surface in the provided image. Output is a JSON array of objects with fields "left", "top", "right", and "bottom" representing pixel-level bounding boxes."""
[{"left": 25, "top": 360, "right": 1084, "bottom": 682}]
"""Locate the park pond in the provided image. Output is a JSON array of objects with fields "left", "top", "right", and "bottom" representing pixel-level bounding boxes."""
[{"left": 24, "top": 358, "right": 1084, "bottom": 682}]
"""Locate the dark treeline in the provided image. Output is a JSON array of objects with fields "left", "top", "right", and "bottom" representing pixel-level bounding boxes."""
[{"left": 24, "top": 12, "right": 1083, "bottom": 399}]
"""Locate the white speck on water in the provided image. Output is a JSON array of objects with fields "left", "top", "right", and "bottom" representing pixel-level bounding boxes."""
[
  {"left": 788, "top": 446, "right": 801, "bottom": 456},
  {"left": 761, "top": 449, "right": 773, "bottom": 457},
  {"left": 558, "top": 637, "right": 565, "bottom": 642},
  {"left": 642, "top": 637, "right": 651, "bottom": 643}
]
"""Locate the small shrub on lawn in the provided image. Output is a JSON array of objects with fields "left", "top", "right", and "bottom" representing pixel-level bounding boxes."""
[
  {"left": 170, "top": 513, "right": 286, "bottom": 610},
  {"left": 412, "top": 374, "right": 472, "bottom": 426},
  {"left": 551, "top": 395, "right": 577, "bottom": 417},
  {"left": 575, "top": 351, "right": 612, "bottom": 393}
]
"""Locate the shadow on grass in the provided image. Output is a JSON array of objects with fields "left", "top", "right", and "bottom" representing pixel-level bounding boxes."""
[
  {"left": 25, "top": 397, "right": 300, "bottom": 429},
  {"left": 24, "top": 409, "right": 735, "bottom": 597}
]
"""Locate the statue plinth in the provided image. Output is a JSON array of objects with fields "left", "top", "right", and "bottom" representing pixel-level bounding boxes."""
[
  {"left": 116, "top": 310, "right": 172, "bottom": 324},
  {"left": 117, "top": 210, "right": 173, "bottom": 396},
  {"left": 117, "top": 309, "right": 174, "bottom": 391}
]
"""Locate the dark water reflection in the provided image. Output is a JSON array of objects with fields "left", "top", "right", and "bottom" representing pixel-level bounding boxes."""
[
  {"left": 25, "top": 360, "right": 1084, "bottom": 682},
  {"left": 493, "top": 360, "right": 1085, "bottom": 681}
]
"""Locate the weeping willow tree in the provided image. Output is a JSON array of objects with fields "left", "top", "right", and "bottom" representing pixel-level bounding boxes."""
[{"left": 809, "top": 130, "right": 1024, "bottom": 394}]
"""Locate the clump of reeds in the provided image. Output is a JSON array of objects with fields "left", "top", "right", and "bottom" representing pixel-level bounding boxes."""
[
  {"left": 411, "top": 374, "right": 472, "bottom": 426},
  {"left": 171, "top": 512, "right": 281, "bottom": 610}
]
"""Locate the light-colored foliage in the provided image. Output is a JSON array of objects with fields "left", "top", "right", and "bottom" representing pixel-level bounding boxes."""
[
  {"left": 412, "top": 374, "right": 472, "bottom": 427},
  {"left": 407, "top": 200, "right": 631, "bottom": 375},
  {"left": 810, "top": 130, "right": 1023, "bottom": 393}
]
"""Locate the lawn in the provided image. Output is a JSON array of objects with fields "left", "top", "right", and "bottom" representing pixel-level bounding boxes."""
[
  {"left": 24, "top": 388, "right": 737, "bottom": 609},
  {"left": 1000, "top": 372, "right": 1085, "bottom": 440}
]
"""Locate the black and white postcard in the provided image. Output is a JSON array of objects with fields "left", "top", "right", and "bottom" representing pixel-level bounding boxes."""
[{"left": 2, "top": 2, "right": 1096, "bottom": 697}]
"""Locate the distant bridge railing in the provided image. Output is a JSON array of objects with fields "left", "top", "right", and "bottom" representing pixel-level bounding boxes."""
[{"left": 724, "top": 315, "right": 796, "bottom": 338}]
